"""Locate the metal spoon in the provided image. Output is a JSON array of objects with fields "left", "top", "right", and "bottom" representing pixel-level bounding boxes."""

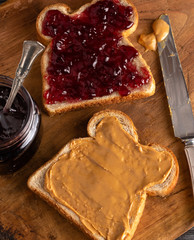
[{"left": 3, "top": 40, "right": 45, "bottom": 113}]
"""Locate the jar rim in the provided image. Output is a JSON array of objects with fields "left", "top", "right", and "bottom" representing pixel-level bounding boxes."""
[{"left": 0, "top": 74, "right": 34, "bottom": 149}]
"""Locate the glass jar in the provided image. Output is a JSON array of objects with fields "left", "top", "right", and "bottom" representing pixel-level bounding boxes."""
[{"left": 0, "top": 75, "right": 41, "bottom": 174}]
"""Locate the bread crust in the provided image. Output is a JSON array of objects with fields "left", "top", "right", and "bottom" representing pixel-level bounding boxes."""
[
  {"left": 28, "top": 109, "right": 179, "bottom": 240},
  {"left": 36, "top": 0, "right": 155, "bottom": 116},
  {"left": 146, "top": 145, "right": 179, "bottom": 196}
]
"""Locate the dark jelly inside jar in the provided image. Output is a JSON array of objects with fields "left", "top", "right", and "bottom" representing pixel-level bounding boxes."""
[
  {"left": 0, "top": 75, "right": 41, "bottom": 174},
  {"left": 0, "top": 86, "right": 28, "bottom": 144}
]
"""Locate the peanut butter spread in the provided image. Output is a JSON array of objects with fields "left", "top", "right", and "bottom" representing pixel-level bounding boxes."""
[
  {"left": 152, "top": 19, "right": 169, "bottom": 42},
  {"left": 45, "top": 116, "right": 172, "bottom": 240},
  {"left": 138, "top": 33, "right": 157, "bottom": 51}
]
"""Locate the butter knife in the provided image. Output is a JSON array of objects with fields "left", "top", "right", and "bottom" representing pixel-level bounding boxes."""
[{"left": 158, "top": 14, "right": 194, "bottom": 196}]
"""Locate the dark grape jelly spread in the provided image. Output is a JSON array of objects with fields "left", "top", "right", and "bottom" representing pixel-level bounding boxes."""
[
  {"left": 0, "top": 75, "right": 41, "bottom": 174},
  {"left": 42, "top": 0, "right": 151, "bottom": 104}
]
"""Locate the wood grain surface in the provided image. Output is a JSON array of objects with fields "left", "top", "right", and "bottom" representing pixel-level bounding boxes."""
[{"left": 0, "top": 0, "right": 194, "bottom": 240}]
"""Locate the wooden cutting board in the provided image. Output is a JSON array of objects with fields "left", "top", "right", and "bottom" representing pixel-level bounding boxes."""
[{"left": 0, "top": 0, "right": 194, "bottom": 239}]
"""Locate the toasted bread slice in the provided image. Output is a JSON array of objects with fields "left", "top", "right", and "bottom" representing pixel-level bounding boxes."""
[
  {"left": 28, "top": 110, "right": 179, "bottom": 240},
  {"left": 36, "top": 0, "right": 155, "bottom": 116}
]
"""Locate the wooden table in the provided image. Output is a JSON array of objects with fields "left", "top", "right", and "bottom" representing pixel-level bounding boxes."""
[{"left": 0, "top": 0, "right": 194, "bottom": 239}]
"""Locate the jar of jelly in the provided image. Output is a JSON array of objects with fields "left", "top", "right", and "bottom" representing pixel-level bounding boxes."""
[{"left": 0, "top": 75, "right": 41, "bottom": 174}]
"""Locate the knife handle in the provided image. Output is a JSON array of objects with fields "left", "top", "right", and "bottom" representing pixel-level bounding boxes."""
[{"left": 184, "top": 144, "right": 194, "bottom": 196}]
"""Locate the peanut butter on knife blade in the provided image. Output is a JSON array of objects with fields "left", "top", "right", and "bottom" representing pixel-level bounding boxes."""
[{"left": 152, "top": 19, "right": 170, "bottom": 42}]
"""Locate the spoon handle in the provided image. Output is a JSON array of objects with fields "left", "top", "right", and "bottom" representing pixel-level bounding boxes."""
[{"left": 3, "top": 41, "right": 45, "bottom": 112}]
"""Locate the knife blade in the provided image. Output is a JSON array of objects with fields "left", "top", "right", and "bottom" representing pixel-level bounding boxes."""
[{"left": 158, "top": 14, "right": 194, "bottom": 196}]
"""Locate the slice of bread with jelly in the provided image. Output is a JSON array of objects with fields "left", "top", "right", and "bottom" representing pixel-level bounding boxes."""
[
  {"left": 28, "top": 110, "right": 179, "bottom": 240},
  {"left": 36, "top": 0, "right": 155, "bottom": 116}
]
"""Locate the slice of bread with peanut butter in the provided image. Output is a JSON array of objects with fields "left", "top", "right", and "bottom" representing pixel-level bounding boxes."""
[{"left": 28, "top": 110, "right": 179, "bottom": 240}]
